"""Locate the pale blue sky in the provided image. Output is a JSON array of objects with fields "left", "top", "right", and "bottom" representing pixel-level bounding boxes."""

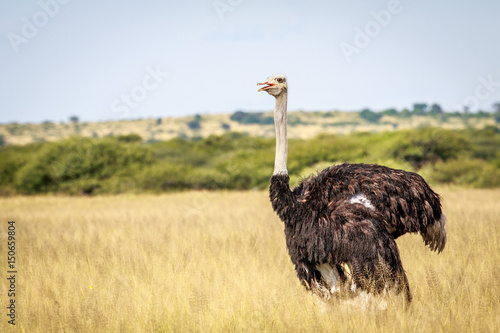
[{"left": 1, "top": 0, "right": 499, "bottom": 123}]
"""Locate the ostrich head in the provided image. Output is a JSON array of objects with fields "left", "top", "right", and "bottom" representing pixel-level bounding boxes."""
[{"left": 257, "top": 75, "right": 287, "bottom": 97}]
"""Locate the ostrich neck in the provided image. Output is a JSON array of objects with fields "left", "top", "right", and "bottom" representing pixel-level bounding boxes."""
[
  {"left": 273, "top": 91, "right": 288, "bottom": 176},
  {"left": 269, "top": 90, "right": 299, "bottom": 226}
]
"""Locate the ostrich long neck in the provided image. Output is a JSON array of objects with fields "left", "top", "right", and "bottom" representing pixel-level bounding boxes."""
[
  {"left": 269, "top": 89, "right": 298, "bottom": 224},
  {"left": 273, "top": 91, "right": 288, "bottom": 176}
]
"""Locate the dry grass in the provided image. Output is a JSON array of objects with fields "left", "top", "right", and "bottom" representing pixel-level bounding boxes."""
[{"left": 0, "top": 188, "right": 499, "bottom": 332}]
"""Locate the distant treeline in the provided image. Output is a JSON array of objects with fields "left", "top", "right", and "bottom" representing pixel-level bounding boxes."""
[
  {"left": 228, "top": 103, "right": 500, "bottom": 125},
  {"left": 1, "top": 127, "right": 499, "bottom": 195}
]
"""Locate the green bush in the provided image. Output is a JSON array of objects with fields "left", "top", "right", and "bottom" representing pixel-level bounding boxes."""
[
  {"left": 388, "top": 128, "right": 470, "bottom": 169},
  {"left": 187, "top": 168, "right": 231, "bottom": 190},
  {"left": 467, "top": 127, "right": 500, "bottom": 161},
  {"left": 0, "top": 143, "right": 42, "bottom": 188},
  {"left": 359, "top": 109, "right": 382, "bottom": 123},
  {"left": 116, "top": 134, "right": 143, "bottom": 143},
  {"left": 215, "top": 148, "right": 274, "bottom": 189},
  {"left": 135, "top": 163, "right": 189, "bottom": 191},
  {"left": 15, "top": 137, "right": 153, "bottom": 194},
  {"left": 422, "top": 158, "right": 500, "bottom": 188},
  {"left": 187, "top": 120, "right": 201, "bottom": 130},
  {"left": 1, "top": 127, "right": 499, "bottom": 194},
  {"left": 230, "top": 111, "right": 274, "bottom": 125}
]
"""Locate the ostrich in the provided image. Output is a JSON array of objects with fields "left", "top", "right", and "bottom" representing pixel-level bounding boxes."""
[{"left": 258, "top": 75, "right": 447, "bottom": 303}]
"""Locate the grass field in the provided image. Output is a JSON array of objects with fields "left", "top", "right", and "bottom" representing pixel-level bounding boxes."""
[{"left": 0, "top": 188, "right": 499, "bottom": 332}]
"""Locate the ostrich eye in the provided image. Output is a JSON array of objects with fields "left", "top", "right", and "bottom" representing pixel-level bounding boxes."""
[{"left": 277, "top": 78, "right": 283, "bottom": 83}]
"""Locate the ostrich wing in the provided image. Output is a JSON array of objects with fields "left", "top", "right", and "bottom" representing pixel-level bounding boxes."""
[{"left": 294, "top": 163, "right": 447, "bottom": 253}]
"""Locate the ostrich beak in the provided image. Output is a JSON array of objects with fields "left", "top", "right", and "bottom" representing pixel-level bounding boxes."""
[{"left": 257, "top": 81, "right": 276, "bottom": 91}]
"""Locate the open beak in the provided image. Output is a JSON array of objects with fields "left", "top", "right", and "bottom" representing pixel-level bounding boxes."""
[{"left": 257, "top": 81, "right": 276, "bottom": 91}]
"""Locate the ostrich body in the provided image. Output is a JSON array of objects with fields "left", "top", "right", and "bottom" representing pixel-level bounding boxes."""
[{"left": 258, "top": 75, "right": 447, "bottom": 303}]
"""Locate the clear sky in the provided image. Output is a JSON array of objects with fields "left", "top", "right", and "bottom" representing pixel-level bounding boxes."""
[{"left": 1, "top": 0, "right": 499, "bottom": 123}]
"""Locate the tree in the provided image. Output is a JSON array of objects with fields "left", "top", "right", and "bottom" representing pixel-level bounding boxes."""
[
  {"left": 230, "top": 111, "right": 273, "bottom": 125},
  {"left": 381, "top": 108, "right": 398, "bottom": 116},
  {"left": 391, "top": 128, "right": 470, "bottom": 169},
  {"left": 400, "top": 108, "right": 411, "bottom": 118},
  {"left": 430, "top": 103, "right": 443, "bottom": 115},
  {"left": 187, "top": 115, "right": 202, "bottom": 130},
  {"left": 359, "top": 109, "right": 382, "bottom": 123},
  {"left": 412, "top": 103, "right": 428, "bottom": 115},
  {"left": 493, "top": 102, "right": 500, "bottom": 123},
  {"left": 69, "top": 115, "right": 79, "bottom": 123},
  {"left": 493, "top": 102, "right": 500, "bottom": 113}
]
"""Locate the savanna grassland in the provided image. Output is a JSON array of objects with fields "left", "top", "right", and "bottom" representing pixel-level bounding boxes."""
[
  {"left": 0, "top": 188, "right": 499, "bottom": 332},
  {"left": 0, "top": 110, "right": 496, "bottom": 145}
]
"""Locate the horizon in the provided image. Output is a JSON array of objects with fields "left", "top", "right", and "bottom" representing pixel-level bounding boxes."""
[{"left": 1, "top": 106, "right": 495, "bottom": 127}]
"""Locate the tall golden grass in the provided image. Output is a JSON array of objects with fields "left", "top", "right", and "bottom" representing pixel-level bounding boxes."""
[{"left": 0, "top": 188, "right": 499, "bottom": 332}]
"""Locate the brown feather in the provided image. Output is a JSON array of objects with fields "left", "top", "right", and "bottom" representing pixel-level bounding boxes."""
[{"left": 270, "top": 163, "right": 447, "bottom": 303}]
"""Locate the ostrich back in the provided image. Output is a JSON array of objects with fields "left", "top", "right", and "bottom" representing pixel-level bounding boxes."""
[{"left": 292, "top": 163, "right": 443, "bottom": 241}]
